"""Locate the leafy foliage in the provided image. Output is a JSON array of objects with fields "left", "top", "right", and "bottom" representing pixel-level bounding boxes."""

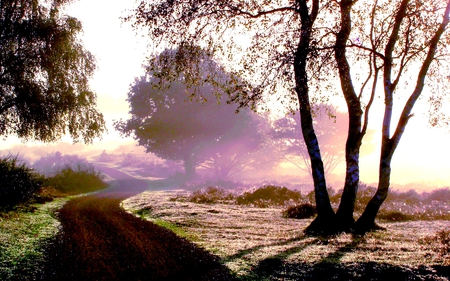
[
  {"left": 44, "top": 165, "right": 107, "bottom": 195},
  {"left": 0, "top": 0, "right": 105, "bottom": 143},
  {"left": 115, "top": 48, "right": 264, "bottom": 180},
  {"left": 0, "top": 156, "right": 43, "bottom": 209}
]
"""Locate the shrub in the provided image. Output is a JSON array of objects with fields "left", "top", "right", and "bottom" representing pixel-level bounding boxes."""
[
  {"left": 44, "top": 165, "right": 108, "bottom": 195},
  {"left": 189, "top": 186, "right": 235, "bottom": 204},
  {"left": 329, "top": 187, "right": 342, "bottom": 204},
  {"left": 377, "top": 211, "right": 413, "bottom": 222},
  {"left": 282, "top": 203, "right": 316, "bottom": 219},
  {"left": 385, "top": 189, "right": 421, "bottom": 205},
  {"left": 0, "top": 156, "right": 43, "bottom": 209},
  {"left": 357, "top": 183, "right": 377, "bottom": 205},
  {"left": 236, "top": 185, "right": 303, "bottom": 207},
  {"left": 424, "top": 187, "right": 450, "bottom": 203},
  {"left": 119, "top": 153, "right": 142, "bottom": 168},
  {"left": 139, "top": 160, "right": 182, "bottom": 178}
]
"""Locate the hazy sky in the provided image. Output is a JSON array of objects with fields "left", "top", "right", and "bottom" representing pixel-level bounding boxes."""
[{"left": 1, "top": 0, "right": 450, "bottom": 188}]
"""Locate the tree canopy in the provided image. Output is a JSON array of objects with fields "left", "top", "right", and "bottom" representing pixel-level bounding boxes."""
[
  {"left": 115, "top": 49, "right": 263, "bottom": 180},
  {"left": 0, "top": 0, "right": 105, "bottom": 143}
]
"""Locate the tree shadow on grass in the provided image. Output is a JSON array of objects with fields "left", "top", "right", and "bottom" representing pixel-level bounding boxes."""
[
  {"left": 223, "top": 236, "right": 319, "bottom": 264},
  {"left": 238, "top": 234, "right": 450, "bottom": 280}
]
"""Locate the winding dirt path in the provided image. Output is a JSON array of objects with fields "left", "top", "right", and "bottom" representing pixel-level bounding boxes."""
[{"left": 42, "top": 166, "right": 235, "bottom": 281}]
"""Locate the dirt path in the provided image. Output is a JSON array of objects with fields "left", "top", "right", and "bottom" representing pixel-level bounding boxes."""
[{"left": 42, "top": 167, "right": 236, "bottom": 281}]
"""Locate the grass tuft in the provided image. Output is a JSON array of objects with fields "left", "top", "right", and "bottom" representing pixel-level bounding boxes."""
[{"left": 282, "top": 203, "right": 317, "bottom": 219}]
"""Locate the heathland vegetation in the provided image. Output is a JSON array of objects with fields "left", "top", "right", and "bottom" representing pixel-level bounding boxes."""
[
  {"left": 124, "top": 185, "right": 450, "bottom": 280},
  {"left": 1, "top": 152, "right": 450, "bottom": 280},
  {"left": 0, "top": 153, "right": 108, "bottom": 280}
]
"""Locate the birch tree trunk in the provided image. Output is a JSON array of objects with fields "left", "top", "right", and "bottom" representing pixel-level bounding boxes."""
[
  {"left": 334, "top": 0, "right": 364, "bottom": 231},
  {"left": 295, "top": 0, "right": 335, "bottom": 234},
  {"left": 355, "top": 0, "right": 450, "bottom": 233}
]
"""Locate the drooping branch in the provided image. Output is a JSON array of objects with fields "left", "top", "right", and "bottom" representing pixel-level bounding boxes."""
[{"left": 227, "top": 6, "right": 296, "bottom": 19}]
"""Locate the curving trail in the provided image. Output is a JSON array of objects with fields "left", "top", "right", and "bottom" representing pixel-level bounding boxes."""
[{"left": 42, "top": 166, "right": 235, "bottom": 281}]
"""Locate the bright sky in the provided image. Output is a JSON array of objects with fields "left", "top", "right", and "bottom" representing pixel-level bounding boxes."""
[{"left": 1, "top": 0, "right": 450, "bottom": 189}]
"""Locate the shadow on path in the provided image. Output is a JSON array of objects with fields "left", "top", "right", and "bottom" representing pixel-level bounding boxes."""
[{"left": 41, "top": 166, "right": 236, "bottom": 281}]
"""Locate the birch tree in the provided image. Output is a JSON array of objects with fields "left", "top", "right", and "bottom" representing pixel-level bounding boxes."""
[
  {"left": 127, "top": 0, "right": 450, "bottom": 234},
  {"left": 127, "top": 0, "right": 336, "bottom": 232},
  {"left": 352, "top": 0, "right": 450, "bottom": 232}
]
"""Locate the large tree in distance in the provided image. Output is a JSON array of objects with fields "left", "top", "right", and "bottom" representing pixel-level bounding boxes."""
[
  {"left": 128, "top": 0, "right": 450, "bottom": 234},
  {"left": 127, "top": 0, "right": 341, "bottom": 233},
  {"left": 0, "top": 0, "right": 105, "bottom": 143},
  {"left": 115, "top": 48, "right": 263, "bottom": 180},
  {"left": 200, "top": 112, "right": 275, "bottom": 181}
]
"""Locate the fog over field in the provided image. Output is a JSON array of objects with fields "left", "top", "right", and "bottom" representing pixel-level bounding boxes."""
[{"left": 1, "top": 0, "right": 450, "bottom": 192}]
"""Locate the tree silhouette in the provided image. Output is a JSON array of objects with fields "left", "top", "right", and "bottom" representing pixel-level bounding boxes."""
[
  {"left": 128, "top": 0, "right": 450, "bottom": 233},
  {"left": 350, "top": 0, "right": 450, "bottom": 231},
  {"left": 127, "top": 0, "right": 336, "bottom": 232},
  {"left": 115, "top": 49, "right": 262, "bottom": 180},
  {"left": 0, "top": 0, "right": 105, "bottom": 143}
]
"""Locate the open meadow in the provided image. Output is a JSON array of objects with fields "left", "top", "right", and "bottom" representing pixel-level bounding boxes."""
[{"left": 123, "top": 188, "right": 450, "bottom": 280}]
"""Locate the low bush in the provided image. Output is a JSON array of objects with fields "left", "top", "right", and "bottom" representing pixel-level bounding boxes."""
[
  {"left": 356, "top": 183, "right": 377, "bottom": 208},
  {"left": 44, "top": 165, "right": 108, "bottom": 195},
  {"left": 424, "top": 187, "right": 450, "bottom": 204},
  {"left": 189, "top": 186, "right": 235, "bottom": 204},
  {"left": 282, "top": 203, "right": 317, "bottom": 219},
  {"left": 0, "top": 156, "right": 43, "bottom": 209},
  {"left": 377, "top": 211, "right": 413, "bottom": 222},
  {"left": 236, "top": 185, "right": 303, "bottom": 207},
  {"left": 385, "top": 189, "right": 421, "bottom": 205}
]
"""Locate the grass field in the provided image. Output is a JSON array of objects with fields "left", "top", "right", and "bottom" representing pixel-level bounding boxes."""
[
  {"left": 0, "top": 198, "right": 68, "bottom": 280},
  {"left": 2, "top": 186, "right": 450, "bottom": 280},
  {"left": 123, "top": 190, "right": 450, "bottom": 280}
]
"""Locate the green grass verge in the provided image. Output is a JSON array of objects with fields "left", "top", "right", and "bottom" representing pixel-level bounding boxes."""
[
  {"left": 151, "top": 219, "right": 200, "bottom": 242},
  {"left": 0, "top": 198, "right": 68, "bottom": 280},
  {"left": 131, "top": 207, "right": 200, "bottom": 242}
]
